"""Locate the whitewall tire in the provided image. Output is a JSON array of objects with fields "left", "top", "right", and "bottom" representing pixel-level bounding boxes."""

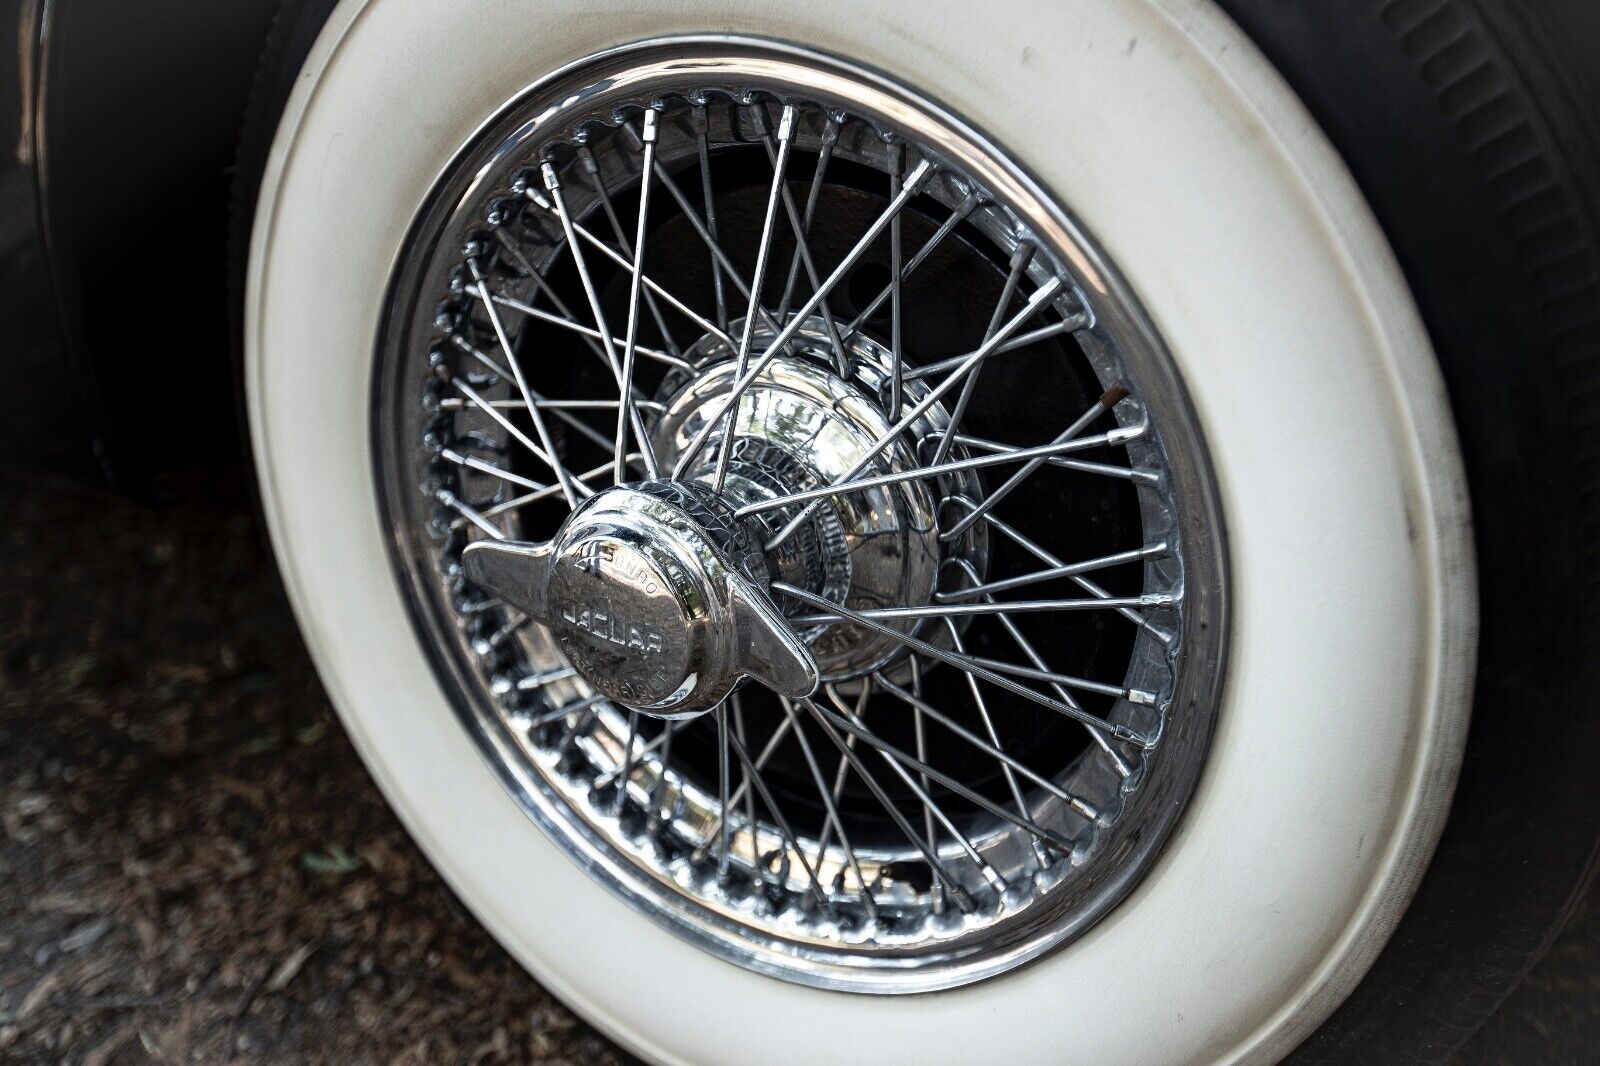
[{"left": 244, "top": 0, "right": 1476, "bottom": 1062}]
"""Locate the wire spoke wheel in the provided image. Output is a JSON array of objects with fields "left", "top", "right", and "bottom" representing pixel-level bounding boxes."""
[{"left": 374, "top": 40, "right": 1225, "bottom": 991}]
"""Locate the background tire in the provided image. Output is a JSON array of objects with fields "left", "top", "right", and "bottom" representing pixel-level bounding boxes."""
[{"left": 1206, "top": 2, "right": 1600, "bottom": 1061}]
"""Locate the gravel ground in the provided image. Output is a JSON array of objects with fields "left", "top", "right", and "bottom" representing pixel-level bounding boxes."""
[
  {"left": 0, "top": 468, "right": 633, "bottom": 1064},
  {"left": 0, "top": 464, "right": 1592, "bottom": 1064}
]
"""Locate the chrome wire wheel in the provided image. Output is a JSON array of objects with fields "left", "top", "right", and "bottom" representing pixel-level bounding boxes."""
[{"left": 374, "top": 39, "right": 1226, "bottom": 992}]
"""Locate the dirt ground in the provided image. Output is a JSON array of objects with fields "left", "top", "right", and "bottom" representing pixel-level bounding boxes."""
[{"left": 0, "top": 464, "right": 1593, "bottom": 1064}]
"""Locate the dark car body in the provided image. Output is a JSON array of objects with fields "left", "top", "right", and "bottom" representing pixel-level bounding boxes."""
[{"left": 3, "top": 0, "right": 278, "bottom": 489}]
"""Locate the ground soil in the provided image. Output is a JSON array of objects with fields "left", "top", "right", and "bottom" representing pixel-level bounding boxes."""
[{"left": 0, "top": 464, "right": 1592, "bottom": 1064}]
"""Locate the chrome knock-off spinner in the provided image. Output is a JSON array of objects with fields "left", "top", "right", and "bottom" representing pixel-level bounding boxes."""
[{"left": 463, "top": 482, "right": 817, "bottom": 717}]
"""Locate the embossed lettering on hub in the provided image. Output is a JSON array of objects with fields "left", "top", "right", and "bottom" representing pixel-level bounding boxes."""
[{"left": 560, "top": 604, "right": 665, "bottom": 656}]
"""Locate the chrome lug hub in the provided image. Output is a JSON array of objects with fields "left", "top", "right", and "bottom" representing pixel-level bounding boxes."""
[
  {"left": 652, "top": 318, "right": 987, "bottom": 681},
  {"left": 463, "top": 481, "right": 817, "bottom": 717}
]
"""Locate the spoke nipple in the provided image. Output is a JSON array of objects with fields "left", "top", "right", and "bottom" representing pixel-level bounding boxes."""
[
  {"left": 777, "top": 104, "right": 797, "bottom": 141},
  {"left": 484, "top": 197, "right": 521, "bottom": 227},
  {"left": 641, "top": 107, "right": 659, "bottom": 143},
  {"left": 1026, "top": 275, "right": 1065, "bottom": 306},
  {"left": 1100, "top": 383, "right": 1130, "bottom": 408},
  {"left": 541, "top": 160, "right": 561, "bottom": 191},
  {"left": 903, "top": 157, "right": 935, "bottom": 191},
  {"left": 1107, "top": 422, "right": 1147, "bottom": 445}
]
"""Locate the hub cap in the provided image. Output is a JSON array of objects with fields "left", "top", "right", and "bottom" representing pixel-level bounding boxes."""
[
  {"left": 376, "top": 38, "right": 1226, "bottom": 992},
  {"left": 462, "top": 480, "right": 819, "bottom": 717}
]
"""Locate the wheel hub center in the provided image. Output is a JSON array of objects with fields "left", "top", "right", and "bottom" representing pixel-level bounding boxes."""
[
  {"left": 463, "top": 480, "right": 818, "bottom": 718},
  {"left": 652, "top": 317, "right": 987, "bottom": 680}
]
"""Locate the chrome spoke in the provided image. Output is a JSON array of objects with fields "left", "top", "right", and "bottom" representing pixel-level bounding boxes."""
[
  {"left": 486, "top": 293, "right": 685, "bottom": 372},
  {"left": 466, "top": 257, "right": 582, "bottom": 506},
  {"left": 490, "top": 227, "right": 617, "bottom": 371},
  {"left": 941, "top": 385, "right": 1129, "bottom": 542},
  {"left": 788, "top": 593, "right": 1173, "bottom": 624},
  {"left": 875, "top": 670, "right": 1097, "bottom": 819},
  {"left": 732, "top": 428, "right": 1135, "bottom": 519},
  {"left": 437, "top": 396, "right": 665, "bottom": 413},
  {"left": 944, "top": 558, "right": 1135, "bottom": 775},
  {"left": 711, "top": 105, "right": 799, "bottom": 492},
  {"left": 520, "top": 692, "right": 608, "bottom": 732},
  {"left": 690, "top": 709, "right": 796, "bottom": 865},
  {"left": 775, "top": 582, "right": 1148, "bottom": 744},
  {"left": 963, "top": 655, "right": 1158, "bottom": 705},
  {"left": 759, "top": 113, "right": 850, "bottom": 376},
  {"left": 458, "top": 459, "right": 626, "bottom": 527},
  {"left": 963, "top": 501, "right": 1174, "bottom": 644},
  {"left": 451, "top": 378, "right": 596, "bottom": 502},
  {"left": 627, "top": 121, "right": 785, "bottom": 338},
  {"left": 937, "top": 621, "right": 1038, "bottom": 855},
  {"left": 731, "top": 696, "right": 762, "bottom": 870},
  {"left": 888, "top": 142, "right": 906, "bottom": 420},
  {"left": 436, "top": 489, "right": 506, "bottom": 540},
  {"left": 931, "top": 243, "right": 1034, "bottom": 465},
  {"left": 693, "top": 103, "right": 729, "bottom": 332},
  {"left": 615, "top": 110, "right": 659, "bottom": 483},
  {"left": 727, "top": 726, "right": 834, "bottom": 913},
  {"left": 842, "top": 193, "right": 982, "bottom": 339},
  {"left": 669, "top": 159, "right": 937, "bottom": 479},
  {"left": 951, "top": 432, "right": 1161, "bottom": 484},
  {"left": 811, "top": 680, "right": 867, "bottom": 861},
  {"left": 578, "top": 143, "right": 682, "bottom": 359},
  {"left": 520, "top": 189, "right": 736, "bottom": 350},
  {"left": 440, "top": 447, "right": 541, "bottom": 492},
  {"left": 617, "top": 708, "right": 641, "bottom": 798},
  {"left": 716, "top": 703, "right": 732, "bottom": 879},
  {"left": 900, "top": 319, "right": 1082, "bottom": 381},
  {"left": 775, "top": 117, "right": 840, "bottom": 323},
  {"left": 811, "top": 697, "right": 1077, "bottom": 855},
  {"left": 803, "top": 694, "right": 979, "bottom": 911},
  {"left": 763, "top": 274, "right": 1065, "bottom": 550},
  {"left": 447, "top": 334, "right": 640, "bottom": 455},
  {"left": 538, "top": 163, "right": 660, "bottom": 477},
  {"left": 936, "top": 543, "right": 1169, "bottom": 602},
  {"left": 778, "top": 697, "right": 878, "bottom": 919}
]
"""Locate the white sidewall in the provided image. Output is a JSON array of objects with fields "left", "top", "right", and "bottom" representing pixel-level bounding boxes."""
[{"left": 245, "top": 1, "right": 1476, "bottom": 1063}]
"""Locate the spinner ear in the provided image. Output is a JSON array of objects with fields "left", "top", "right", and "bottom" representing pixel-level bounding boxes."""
[
  {"left": 729, "top": 577, "right": 819, "bottom": 699},
  {"left": 460, "top": 539, "right": 556, "bottom": 619}
]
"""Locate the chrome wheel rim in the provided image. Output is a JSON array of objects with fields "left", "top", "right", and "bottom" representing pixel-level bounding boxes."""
[{"left": 375, "top": 37, "right": 1227, "bottom": 992}]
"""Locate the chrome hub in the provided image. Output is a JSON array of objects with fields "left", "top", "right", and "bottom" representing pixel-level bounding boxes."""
[
  {"left": 462, "top": 481, "right": 818, "bottom": 718},
  {"left": 653, "top": 317, "right": 987, "bottom": 680}
]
